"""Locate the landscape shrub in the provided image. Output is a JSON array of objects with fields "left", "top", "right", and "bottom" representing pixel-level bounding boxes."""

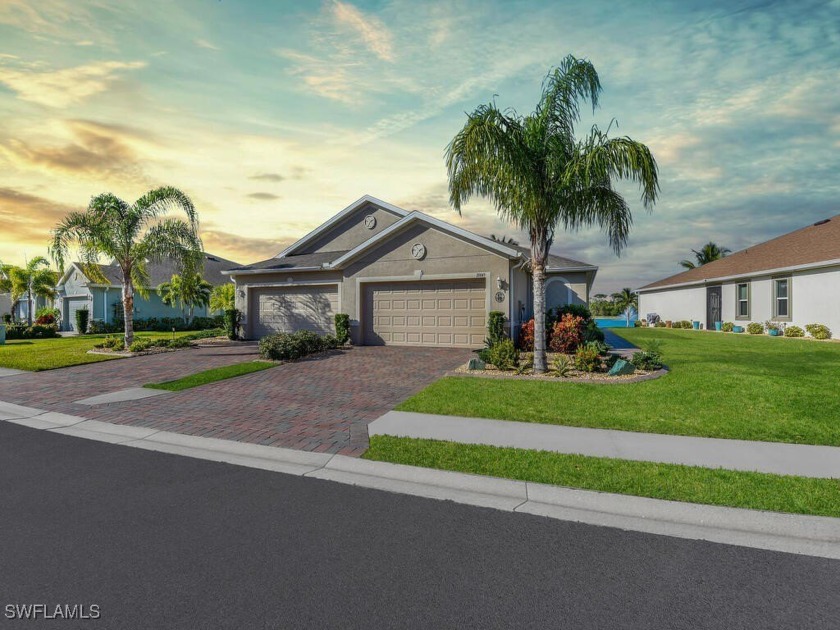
[
  {"left": 631, "top": 340, "right": 664, "bottom": 371},
  {"left": 128, "top": 339, "right": 153, "bottom": 353},
  {"left": 582, "top": 319, "right": 605, "bottom": 343},
  {"left": 805, "top": 323, "right": 831, "bottom": 340},
  {"left": 94, "top": 336, "right": 124, "bottom": 350},
  {"left": 518, "top": 319, "right": 535, "bottom": 351},
  {"left": 334, "top": 313, "right": 350, "bottom": 345},
  {"left": 549, "top": 314, "right": 585, "bottom": 353},
  {"left": 88, "top": 319, "right": 122, "bottom": 334},
  {"left": 75, "top": 308, "right": 90, "bottom": 334},
  {"left": 747, "top": 322, "right": 764, "bottom": 335},
  {"left": 224, "top": 309, "right": 241, "bottom": 340},
  {"left": 556, "top": 304, "right": 592, "bottom": 321},
  {"left": 784, "top": 325, "right": 804, "bottom": 338},
  {"left": 654, "top": 321, "right": 666, "bottom": 328},
  {"left": 487, "top": 311, "right": 506, "bottom": 345},
  {"left": 574, "top": 345, "right": 601, "bottom": 373},
  {"left": 258, "top": 330, "right": 337, "bottom": 361},
  {"left": 2, "top": 313, "right": 11, "bottom": 324},
  {"left": 551, "top": 354, "right": 574, "bottom": 378},
  {"left": 584, "top": 340, "right": 610, "bottom": 356},
  {"left": 166, "top": 337, "right": 193, "bottom": 349},
  {"left": 485, "top": 339, "right": 519, "bottom": 371},
  {"left": 674, "top": 320, "right": 692, "bottom": 329},
  {"left": 5, "top": 324, "right": 59, "bottom": 340},
  {"left": 34, "top": 307, "right": 60, "bottom": 325},
  {"left": 722, "top": 322, "right": 734, "bottom": 332}
]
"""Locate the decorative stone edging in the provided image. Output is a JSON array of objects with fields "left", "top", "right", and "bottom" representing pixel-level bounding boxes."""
[{"left": 446, "top": 365, "right": 668, "bottom": 384}]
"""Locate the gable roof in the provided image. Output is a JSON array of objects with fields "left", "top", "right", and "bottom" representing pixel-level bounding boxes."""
[
  {"left": 275, "top": 194, "right": 409, "bottom": 258},
  {"left": 62, "top": 253, "right": 241, "bottom": 289},
  {"left": 639, "top": 214, "right": 840, "bottom": 291},
  {"left": 328, "top": 210, "right": 521, "bottom": 269},
  {"left": 226, "top": 196, "right": 598, "bottom": 276}
]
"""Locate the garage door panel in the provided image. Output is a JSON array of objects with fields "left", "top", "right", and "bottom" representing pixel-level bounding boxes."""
[
  {"left": 364, "top": 279, "right": 487, "bottom": 348},
  {"left": 251, "top": 285, "right": 338, "bottom": 338}
]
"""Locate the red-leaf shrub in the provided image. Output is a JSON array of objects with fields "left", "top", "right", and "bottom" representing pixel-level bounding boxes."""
[
  {"left": 549, "top": 314, "right": 585, "bottom": 353},
  {"left": 518, "top": 318, "right": 557, "bottom": 351},
  {"left": 35, "top": 314, "right": 56, "bottom": 325}
]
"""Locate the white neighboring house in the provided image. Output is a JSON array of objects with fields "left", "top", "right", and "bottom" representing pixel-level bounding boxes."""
[{"left": 638, "top": 214, "right": 840, "bottom": 336}]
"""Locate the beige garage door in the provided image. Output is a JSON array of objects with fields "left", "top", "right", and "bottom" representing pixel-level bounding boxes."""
[
  {"left": 251, "top": 285, "right": 338, "bottom": 338},
  {"left": 364, "top": 280, "right": 487, "bottom": 348}
]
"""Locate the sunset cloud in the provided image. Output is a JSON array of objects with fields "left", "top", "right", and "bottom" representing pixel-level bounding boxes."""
[
  {"left": 331, "top": 1, "right": 395, "bottom": 62},
  {"left": 0, "top": 59, "right": 146, "bottom": 107}
]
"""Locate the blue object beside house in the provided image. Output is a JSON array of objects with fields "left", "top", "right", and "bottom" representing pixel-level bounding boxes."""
[{"left": 55, "top": 253, "right": 240, "bottom": 331}]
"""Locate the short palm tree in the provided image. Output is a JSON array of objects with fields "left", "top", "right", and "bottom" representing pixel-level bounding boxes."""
[
  {"left": 446, "top": 55, "right": 659, "bottom": 373},
  {"left": 50, "top": 187, "right": 202, "bottom": 348},
  {"left": 159, "top": 272, "right": 212, "bottom": 324},
  {"left": 611, "top": 287, "right": 638, "bottom": 326},
  {"left": 679, "top": 242, "right": 730, "bottom": 269},
  {"left": 1, "top": 257, "right": 57, "bottom": 324},
  {"left": 209, "top": 283, "right": 235, "bottom": 313}
]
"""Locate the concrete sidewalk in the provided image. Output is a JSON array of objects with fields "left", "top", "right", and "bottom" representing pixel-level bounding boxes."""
[
  {"left": 369, "top": 411, "right": 840, "bottom": 479},
  {"left": 2, "top": 398, "right": 839, "bottom": 560}
]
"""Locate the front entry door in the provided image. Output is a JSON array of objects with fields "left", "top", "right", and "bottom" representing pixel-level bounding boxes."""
[{"left": 706, "top": 286, "right": 722, "bottom": 329}]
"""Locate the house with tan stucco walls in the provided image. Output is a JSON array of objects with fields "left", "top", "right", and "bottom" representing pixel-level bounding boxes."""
[{"left": 224, "top": 195, "right": 597, "bottom": 347}]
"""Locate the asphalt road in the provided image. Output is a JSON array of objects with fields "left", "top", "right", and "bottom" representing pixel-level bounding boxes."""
[{"left": 1, "top": 422, "right": 839, "bottom": 629}]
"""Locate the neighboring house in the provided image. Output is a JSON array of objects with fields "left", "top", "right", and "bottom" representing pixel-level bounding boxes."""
[
  {"left": 638, "top": 214, "right": 840, "bottom": 333},
  {"left": 225, "top": 195, "right": 597, "bottom": 347},
  {"left": 56, "top": 253, "right": 241, "bottom": 332},
  {"left": 0, "top": 294, "right": 52, "bottom": 322},
  {"left": 0, "top": 292, "right": 11, "bottom": 318}
]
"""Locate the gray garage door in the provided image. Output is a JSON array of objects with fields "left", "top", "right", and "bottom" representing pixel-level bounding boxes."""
[
  {"left": 364, "top": 280, "right": 487, "bottom": 348},
  {"left": 250, "top": 285, "right": 339, "bottom": 339},
  {"left": 65, "top": 297, "right": 90, "bottom": 332}
]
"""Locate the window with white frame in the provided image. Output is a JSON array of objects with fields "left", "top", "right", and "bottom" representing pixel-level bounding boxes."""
[
  {"left": 736, "top": 282, "right": 750, "bottom": 319},
  {"left": 773, "top": 278, "right": 791, "bottom": 319}
]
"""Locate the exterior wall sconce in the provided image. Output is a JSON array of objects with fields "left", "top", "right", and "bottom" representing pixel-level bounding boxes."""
[
  {"left": 238, "top": 290, "right": 245, "bottom": 298},
  {"left": 496, "top": 276, "right": 503, "bottom": 291}
]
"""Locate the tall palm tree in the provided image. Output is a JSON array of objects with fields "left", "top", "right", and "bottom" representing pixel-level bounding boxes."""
[
  {"left": 159, "top": 272, "right": 212, "bottom": 324},
  {"left": 611, "top": 287, "right": 638, "bottom": 326},
  {"left": 679, "top": 242, "right": 730, "bottom": 269},
  {"left": 1, "top": 257, "right": 57, "bottom": 324},
  {"left": 50, "top": 187, "right": 202, "bottom": 348},
  {"left": 446, "top": 55, "right": 659, "bottom": 372}
]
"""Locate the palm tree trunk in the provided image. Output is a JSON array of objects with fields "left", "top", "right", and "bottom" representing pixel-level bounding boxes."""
[
  {"left": 27, "top": 285, "right": 33, "bottom": 326},
  {"left": 532, "top": 264, "right": 547, "bottom": 374},
  {"left": 123, "top": 279, "right": 135, "bottom": 349}
]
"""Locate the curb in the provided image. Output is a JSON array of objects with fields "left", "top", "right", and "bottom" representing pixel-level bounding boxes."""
[{"left": 1, "top": 400, "right": 839, "bottom": 560}]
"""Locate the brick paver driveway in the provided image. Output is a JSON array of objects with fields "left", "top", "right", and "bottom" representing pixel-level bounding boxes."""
[{"left": 0, "top": 344, "right": 468, "bottom": 455}]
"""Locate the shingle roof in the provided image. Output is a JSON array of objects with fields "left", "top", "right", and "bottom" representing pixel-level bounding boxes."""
[
  {"left": 225, "top": 251, "right": 346, "bottom": 272},
  {"left": 507, "top": 244, "right": 596, "bottom": 270},
  {"left": 75, "top": 253, "right": 241, "bottom": 287},
  {"left": 640, "top": 214, "right": 840, "bottom": 291}
]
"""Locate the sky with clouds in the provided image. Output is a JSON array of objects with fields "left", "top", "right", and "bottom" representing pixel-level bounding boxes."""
[{"left": 1, "top": 0, "right": 838, "bottom": 293}]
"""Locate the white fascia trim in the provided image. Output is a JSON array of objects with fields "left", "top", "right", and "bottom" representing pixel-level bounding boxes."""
[
  {"left": 637, "top": 258, "right": 840, "bottom": 293},
  {"left": 222, "top": 266, "right": 324, "bottom": 276},
  {"left": 57, "top": 262, "right": 88, "bottom": 287},
  {"left": 330, "top": 211, "right": 521, "bottom": 270},
  {"left": 546, "top": 265, "right": 598, "bottom": 272},
  {"left": 274, "top": 195, "right": 411, "bottom": 259}
]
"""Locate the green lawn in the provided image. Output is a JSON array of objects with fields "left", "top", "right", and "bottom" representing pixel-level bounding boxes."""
[
  {"left": 398, "top": 329, "right": 840, "bottom": 446},
  {"left": 144, "top": 361, "right": 275, "bottom": 391},
  {"left": 0, "top": 331, "right": 195, "bottom": 372},
  {"left": 365, "top": 436, "right": 840, "bottom": 518}
]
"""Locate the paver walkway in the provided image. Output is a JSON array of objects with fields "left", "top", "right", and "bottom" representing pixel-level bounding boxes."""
[
  {"left": 0, "top": 344, "right": 469, "bottom": 455},
  {"left": 370, "top": 411, "right": 840, "bottom": 478}
]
